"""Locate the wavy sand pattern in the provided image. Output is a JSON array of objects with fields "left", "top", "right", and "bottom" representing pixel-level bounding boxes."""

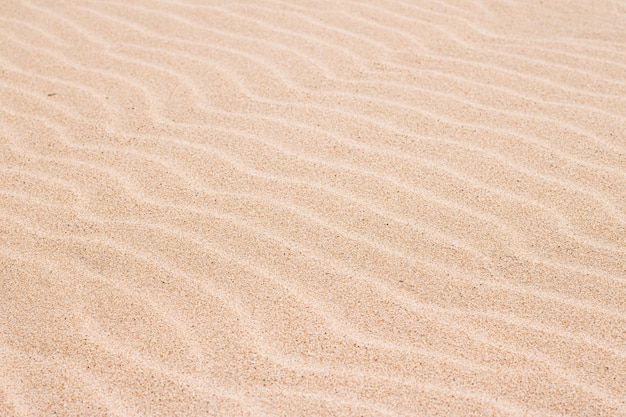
[{"left": 1, "top": 0, "right": 625, "bottom": 415}]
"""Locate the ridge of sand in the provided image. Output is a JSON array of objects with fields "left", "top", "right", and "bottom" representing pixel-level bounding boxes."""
[{"left": 1, "top": 0, "right": 625, "bottom": 415}]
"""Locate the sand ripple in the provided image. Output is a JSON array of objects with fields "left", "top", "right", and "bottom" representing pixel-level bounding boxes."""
[{"left": 1, "top": 0, "right": 625, "bottom": 415}]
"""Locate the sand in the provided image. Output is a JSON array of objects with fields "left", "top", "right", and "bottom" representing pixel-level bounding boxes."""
[{"left": 1, "top": 0, "right": 625, "bottom": 415}]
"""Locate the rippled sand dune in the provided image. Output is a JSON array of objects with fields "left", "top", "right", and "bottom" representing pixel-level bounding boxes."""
[{"left": 1, "top": 0, "right": 625, "bottom": 415}]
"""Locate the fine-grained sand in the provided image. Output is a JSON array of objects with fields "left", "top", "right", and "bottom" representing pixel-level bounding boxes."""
[{"left": 1, "top": 1, "right": 625, "bottom": 415}]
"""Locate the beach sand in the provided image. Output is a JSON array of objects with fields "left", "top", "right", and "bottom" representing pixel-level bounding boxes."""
[{"left": 1, "top": 0, "right": 625, "bottom": 415}]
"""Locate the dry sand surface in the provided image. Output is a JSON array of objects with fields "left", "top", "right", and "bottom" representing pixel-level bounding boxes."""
[{"left": 1, "top": 0, "right": 625, "bottom": 415}]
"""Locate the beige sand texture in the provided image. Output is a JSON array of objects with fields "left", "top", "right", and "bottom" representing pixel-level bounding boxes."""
[{"left": 1, "top": 0, "right": 625, "bottom": 415}]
